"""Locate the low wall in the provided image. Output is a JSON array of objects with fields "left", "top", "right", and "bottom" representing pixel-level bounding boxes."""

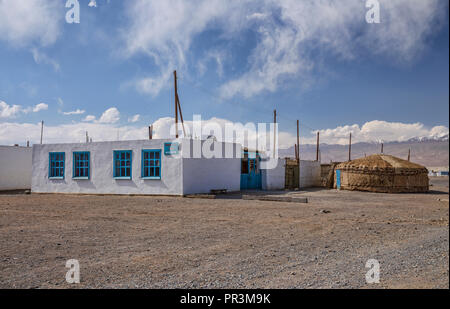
[
  {"left": 0, "top": 146, "right": 32, "bottom": 191},
  {"left": 262, "top": 158, "right": 285, "bottom": 190},
  {"left": 183, "top": 158, "right": 241, "bottom": 194},
  {"left": 300, "top": 160, "right": 321, "bottom": 188}
]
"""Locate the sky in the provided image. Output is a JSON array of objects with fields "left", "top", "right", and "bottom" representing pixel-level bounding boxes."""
[{"left": 0, "top": 0, "right": 449, "bottom": 147}]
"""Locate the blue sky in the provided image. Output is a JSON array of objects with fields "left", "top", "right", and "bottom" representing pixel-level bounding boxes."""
[{"left": 0, "top": 0, "right": 449, "bottom": 146}]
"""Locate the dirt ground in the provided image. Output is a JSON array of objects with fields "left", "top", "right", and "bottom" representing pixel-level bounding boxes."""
[{"left": 0, "top": 177, "right": 448, "bottom": 289}]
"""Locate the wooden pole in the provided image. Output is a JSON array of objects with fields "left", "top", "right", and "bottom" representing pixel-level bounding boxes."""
[
  {"left": 316, "top": 131, "right": 320, "bottom": 162},
  {"left": 174, "top": 70, "right": 179, "bottom": 139},
  {"left": 296, "top": 120, "right": 300, "bottom": 163},
  {"left": 176, "top": 95, "right": 187, "bottom": 137},
  {"left": 273, "top": 110, "right": 277, "bottom": 159},
  {"left": 40, "top": 121, "right": 44, "bottom": 144},
  {"left": 408, "top": 149, "right": 411, "bottom": 161},
  {"left": 149, "top": 125, "right": 153, "bottom": 140},
  {"left": 381, "top": 143, "right": 384, "bottom": 154},
  {"left": 348, "top": 133, "right": 352, "bottom": 161}
]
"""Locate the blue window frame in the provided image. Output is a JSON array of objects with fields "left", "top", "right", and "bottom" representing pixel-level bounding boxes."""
[
  {"left": 73, "top": 152, "right": 90, "bottom": 179},
  {"left": 49, "top": 152, "right": 65, "bottom": 179},
  {"left": 142, "top": 150, "right": 161, "bottom": 179},
  {"left": 114, "top": 150, "right": 132, "bottom": 179}
]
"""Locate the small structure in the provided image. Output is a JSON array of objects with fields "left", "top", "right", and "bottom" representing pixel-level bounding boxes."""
[
  {"left": 334, "top": 154, "right": 429, "bottom": 193},
  {"left": 0, "top": 145, "right": 32, "bottom": 191}
]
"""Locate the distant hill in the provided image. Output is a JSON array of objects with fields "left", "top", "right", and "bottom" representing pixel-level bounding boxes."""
[{"left": 280, "top": 140, "right": 449, "bottom": 168}]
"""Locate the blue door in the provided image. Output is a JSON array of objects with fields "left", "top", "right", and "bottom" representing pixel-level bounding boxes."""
[
  {"left": 336, "top": 169, "right": 341, "bottom": 189},
  {"left": 241, "top": 152, "right": 262, "bottom": 190}
]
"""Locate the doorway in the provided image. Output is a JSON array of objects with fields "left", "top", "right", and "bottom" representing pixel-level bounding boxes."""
[{"left": 240, "top": 151, "right": 262, "bottom": 190}]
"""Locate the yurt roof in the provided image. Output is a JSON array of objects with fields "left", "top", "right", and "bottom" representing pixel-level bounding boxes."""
[{"left": 337, "top": 154, "right": 427, "bottom": 170}]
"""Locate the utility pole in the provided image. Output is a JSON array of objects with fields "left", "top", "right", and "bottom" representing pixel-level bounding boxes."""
[
  {"left": 296, "top": 120, "right": 300, "bottom": 163},
  {"left": 86, "top": 131, "right": 89, "bottom": 143},
  {"left": 316, "top": 131, "right": 320, "bottom": 162},
  {"left": 40, "top": 121, "right": 44, "bottom": 145},
  {"left": 381, "top": 143, "right": 384, "bottom": 154},
  {"left": 348, "top": 133, "right": 352, "bottom": 161},
  {"left": 408, "top": 149, "right": 411, "bottom": 162},
  {"left": 174, "top": 71, "right": 179, "bottom": 139},
  {"left": 149, "top": 125, "right": 153, "bottom": 140},
  {"left": 173, "top": 70, "right": 187, "bottom": 138}
]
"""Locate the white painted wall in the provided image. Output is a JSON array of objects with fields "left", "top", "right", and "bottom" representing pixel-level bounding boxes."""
[
  {"left": 300, "top": 160, "right": 321, "bottom": 188},
  {"left": 262, "top": 158, "right": 285, "bottom": 190},
  {"left": 0, "top": 146, "right": 32, "bottom": 191},
  {"left": 32, "top": 140, "right": 183, "bottom": 195},
  {"left": 182, "top": 139, "right": 241, "bottom": 194}
]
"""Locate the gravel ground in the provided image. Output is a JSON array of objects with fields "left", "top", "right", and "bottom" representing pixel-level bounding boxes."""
[{"left": 0, "top": 177, "right": 448, "bottom": 289}]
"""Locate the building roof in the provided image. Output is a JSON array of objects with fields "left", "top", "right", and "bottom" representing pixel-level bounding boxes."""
[{"left": 337, "top": 154, "right": 427, "bottom": 171}]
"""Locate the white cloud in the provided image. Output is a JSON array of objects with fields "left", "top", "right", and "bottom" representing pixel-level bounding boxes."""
[
  {"left": 0, "top": 101, "right": 22, "bottom": 118},
  {"left": 32, "top": 103, "right": 48, "bottom": 113},
  {"left": 98, "top": 107, "right": 120, "bottom": 124},
  {"left": 81, "top": 108, "right": 121, "bottom": 124},
  {"left": 128, "top": 114, "right": 141, "bottom": 123},
  {"left": 121, "top": 0, "right": 446, "bottom": 99},
  {"left": 83, "top": 115, "right": 96, "bottom": 122},
  {"left": 88, "top": 0, "right": 97, "bottom": 8},
  {"left": 0, "top": 118, "right": 447, "bottom": 147},
  {"left": 0, "top": 0, "right": 62, "bottom": 47},
  {"left": 31, "top": 48, "right": 60, "bottom": 72},
  {"left": 0, "top": 101, "right": 48, "bottom": 118},
  {"left": 62, "top": 109, "right": 86, "bottom": 116}
]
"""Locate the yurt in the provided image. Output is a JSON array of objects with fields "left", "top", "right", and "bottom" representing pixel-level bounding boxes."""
[{"left": 334, "top": 154, "right": 429, "bottom": 193}]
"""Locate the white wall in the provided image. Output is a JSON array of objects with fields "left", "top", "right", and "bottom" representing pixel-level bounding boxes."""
[
  {"left": 262, "top": 158, "right": 285, "bottom": 190},
  {"left": 0, "top": 146, "right": 32, "bottom": 191},
  {"left": 32, "top": 140, "right": 183, "bottom": 195},
  {"left": 300, "top": 160, "right": 321, "bottom": 188},
  {"left": 182, "top": 139, "right": 241, "bottom": 194}
]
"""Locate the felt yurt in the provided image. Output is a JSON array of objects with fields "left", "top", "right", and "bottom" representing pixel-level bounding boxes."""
[{"left": 334, "top": 154, "right": 429, "bottom": 193}]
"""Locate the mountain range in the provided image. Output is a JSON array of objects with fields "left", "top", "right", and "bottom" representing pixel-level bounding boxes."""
[{"left": 280, "top": 138, "right": 449, "bottom": 168}]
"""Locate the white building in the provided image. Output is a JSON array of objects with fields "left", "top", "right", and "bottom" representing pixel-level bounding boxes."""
[
  {"left": 31, "top": 139, "right": 321, "bottom": 196},
  {"left": 0, "top": 145, "right": 33, "bottom": 191}
]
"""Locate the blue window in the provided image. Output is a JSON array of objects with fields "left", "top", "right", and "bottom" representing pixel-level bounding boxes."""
[
  {"left": 114, "top": 150, "right": 132, "bottom": 179},
  {"left": 142, "top": 150, "right": 161, "bottom": 179},
  {"left": 49, "top": 152, "right": 65, "bottom": 179},
  {"left": 73, "top": 152, "right": 90, "bottom": 179}
]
